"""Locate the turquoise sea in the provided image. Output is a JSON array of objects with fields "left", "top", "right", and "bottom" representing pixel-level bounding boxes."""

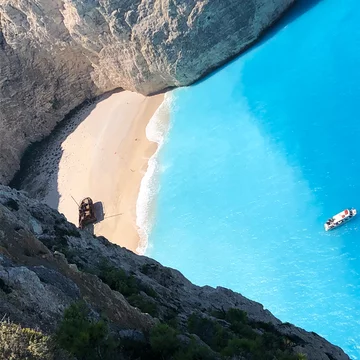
[{"left": 145, "top": 0, "right": 360, "bottom": 357}]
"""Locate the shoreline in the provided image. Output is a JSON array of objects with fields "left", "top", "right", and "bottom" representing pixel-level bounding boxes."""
[
  {"left": 136, "top": 93, "right": 172, "bottom": 254},
  {"left": 56, "top": 91, "right": 164, "bottom": 252},
  {"left": 13, "top": 91, "right": 165, "bottom": 253}
]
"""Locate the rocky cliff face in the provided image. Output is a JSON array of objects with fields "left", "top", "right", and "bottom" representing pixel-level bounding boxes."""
[
  {"left": 0, "top": 185, "right": 349, "bottom": 360},
  {"left": 0, "top": 0, "right": 294, "bottom": 184}
]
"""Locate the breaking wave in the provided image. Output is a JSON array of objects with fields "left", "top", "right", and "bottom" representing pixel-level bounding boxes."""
[{"left": 136, "top": 92, "right": 174, "bottom": 254}]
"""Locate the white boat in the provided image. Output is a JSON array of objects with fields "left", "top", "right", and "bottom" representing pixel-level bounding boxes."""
[{"left": 324, "top": 208, "right": 357, "bottom": 231}]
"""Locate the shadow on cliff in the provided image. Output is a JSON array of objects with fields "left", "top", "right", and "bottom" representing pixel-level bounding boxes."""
[
  {"left": 10, "top": 89, "right": 123, "bottom": 216},
  {"left": 257, "top": 0, "right": 324, "bottom": 43},
  {"left": 193, "top": 0, "right": 323, "bottom": 87}
]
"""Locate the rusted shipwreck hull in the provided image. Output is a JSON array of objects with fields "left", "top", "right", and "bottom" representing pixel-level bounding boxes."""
[{"left": 79, "top": 197, "right": 97, "bottom": 229}]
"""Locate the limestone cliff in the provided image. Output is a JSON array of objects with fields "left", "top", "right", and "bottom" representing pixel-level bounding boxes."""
[
  {"left": 0, "top": 185, "right": 349, "bottom": 360},
  {"left": 0, "top": 0, "right": 294, "bottom": 184}
]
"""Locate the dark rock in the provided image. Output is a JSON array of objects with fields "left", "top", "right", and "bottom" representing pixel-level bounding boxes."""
[{"left": 0, "top": 185, "right": 350, "bottom": 360}]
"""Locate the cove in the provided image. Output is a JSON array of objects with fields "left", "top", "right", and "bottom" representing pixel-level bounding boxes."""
[{"left": 147, "top": 0, "right": 360, "bottom": 357}]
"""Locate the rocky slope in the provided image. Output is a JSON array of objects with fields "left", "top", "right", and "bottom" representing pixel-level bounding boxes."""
[
  {"left": 0, "top": 0, "right": 295, "bottom": 184},
  {"left": 0, "top": 185, "right": 349, "bottom": 360}
]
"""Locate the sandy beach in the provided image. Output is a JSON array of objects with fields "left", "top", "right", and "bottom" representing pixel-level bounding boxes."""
[{"left": 40, "top": 91, "right": 164, "bottom": 252}]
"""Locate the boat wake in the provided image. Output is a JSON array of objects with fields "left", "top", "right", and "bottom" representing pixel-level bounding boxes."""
[{"left": 136, "top": 92, "right": 174, "bottom": 254}]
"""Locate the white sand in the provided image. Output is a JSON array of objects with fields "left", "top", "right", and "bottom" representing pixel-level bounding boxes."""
[{"left": 45, "top": 91, "right": 164, "bottom": 252}]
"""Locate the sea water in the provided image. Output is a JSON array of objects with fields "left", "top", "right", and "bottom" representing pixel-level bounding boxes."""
[{"left": 143, "top": 0, "right": 360, "bottom": 357}]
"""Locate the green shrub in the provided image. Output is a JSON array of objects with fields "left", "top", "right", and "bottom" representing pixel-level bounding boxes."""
[
  {"left": 254, "top": 320, "right": 277, "bottom": 332},
  {"left": 143, "top": 285, "right": 158, "bottom": 298},
  {"left": 187, "top": 314, "right": 230, "bottom": 352},
  {"left": 140, "top": 263, "right": 152, "bottom": 275},
  {"left": 150, "top": 323, "right": 180, "bottom": 358},
  {"left": 98, "top": 261, "right": 159, "bottom": 316},
  {"left": 149, "top": 324, "right": 217, "bottom": 360},
  {"left": 212, "top": 307, "right": 247, "bottom": 323},
  {"left": 187, "top": 310, "right": 306, "bottom": 360},
  {"left": 98, "top": 261, "right": 138, "bottom": 297},
  {"left": 56, "top": 301, "right": 117, "bottom": 360},
  {"left": 164, "top": 310, "right": 179, "bottom": 329},
  {"left": 127, "top": 294, "right": 158, "bottom": 316},
  {"left": 222, "top": 337, "right": 255, "bottom": 356},
  {"left": 173, "top": 338, "right": 214, "bottom": 360},
  {"left": 61, "top": 248, "right": 77, "bottom": 264},
  {"left": 212, "top": 308, "right": 256, "bottom": 340},
  {"left": 225, "top": 308, "right": 247, "bottom": 324},
  {"left": 0, "top": 321, "right": 68, "bottom": 360}
]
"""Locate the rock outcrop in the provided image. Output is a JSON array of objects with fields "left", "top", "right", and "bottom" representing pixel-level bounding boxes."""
[
  {"left": 0, "top": 185, "right": 349, "bottom": 360},
  {"left": 0, "top": 0, "right": 294, "bottom": 184}
]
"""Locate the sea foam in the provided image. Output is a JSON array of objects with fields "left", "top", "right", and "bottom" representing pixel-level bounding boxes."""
[{"left": 136, "top": 92, "right": 174, "bottom": 254}]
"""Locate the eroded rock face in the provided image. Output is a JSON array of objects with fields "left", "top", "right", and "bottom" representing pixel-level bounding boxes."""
[
  {"left": 0, "top": 188, "right": 155, "bottom": 334},
  {"left": 0, "top": 0, "right": 294, "bottom": 184},
  {"left": 0, "top": 185, "right": 350, "bottom": 360}
]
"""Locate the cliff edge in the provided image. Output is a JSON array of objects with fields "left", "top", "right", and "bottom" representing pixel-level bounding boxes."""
[
  {"left": 0, "top": 185, "right": 349, "bottom": 360},
  {"left": 0, "top": 0, "right": 294, "bottom": 184}
]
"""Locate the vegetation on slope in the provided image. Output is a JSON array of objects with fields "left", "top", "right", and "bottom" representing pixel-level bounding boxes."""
[
  {"left": 0, "top": 321, "right": 70, "bottom": 360},
  {"left": 56, "top": 302, "right": 117, "bottom": 360},
  {"left": 55, "top": 301, "right": 213, "bottom": 360},
  {"left": 93, "top": 261, "right": 306, "bottom": 359},
  {"left": 0, "top": 188, "right": 332, "bottom": 360},
  {"left": 52, "top": 299, "right": 307, "bottom": 360},
  {"left": 97, "top": 260, "right": 159, "bottom": 317},
  {"left": 187, "top": 309, "right": 306, "bottom": 360}
]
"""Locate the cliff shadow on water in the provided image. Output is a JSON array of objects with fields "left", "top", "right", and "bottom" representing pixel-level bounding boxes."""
[
  {"left": 257, "top": 0, "right": 324, "bottom": 43},
  {"left": 190, "top": 0, "right": 323, "bottom": 88},
  {"left": 9, "top": 89, "right": 123, "bottom": 211}
]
